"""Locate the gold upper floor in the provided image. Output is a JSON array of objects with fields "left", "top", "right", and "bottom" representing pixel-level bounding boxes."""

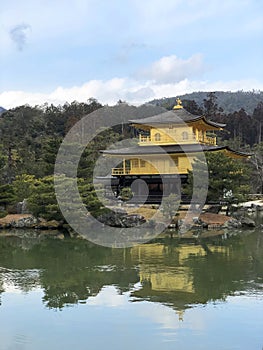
[{"left": 137, "top": 124, "right": 217, "bottom": 146}]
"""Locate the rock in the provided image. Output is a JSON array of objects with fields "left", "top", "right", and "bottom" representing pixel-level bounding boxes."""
[
  {"left": 21, "top": 199, "right": 30, "bottom": 214},
  {"left": 16, "top": 202, "right": 23, "bottom": 214},
  {"left": 240, "top": 217, "right": 256, "bottom": 228},
  {"left": 121, "top": 214, "right": 146, "bottom": 227},
  {"left": 222, "top": 218, "right": 242, "bottom": 229},
  {"left": 35, "top": 220, "right": 61, "bottom": 230},
  {"left": 97, "top": 212, "right": 146, "bottom": 228},
  {"left": 192, "top": 217, "right": 201, "bottom": 224},
  {"left": 10, "top": 216, "right": 38, "bottom": 228}
]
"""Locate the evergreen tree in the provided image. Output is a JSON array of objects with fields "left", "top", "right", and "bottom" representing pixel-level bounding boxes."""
[
  {"left": 0, "top": 184, "right": 16, "bottom": 211},
  {"left": 12, "top": 174, "right": 36, "bottom": 202},
  {"left": 250, "top": 143, "right": 263, "bottom": 193},
  {"left": 161, "top": 194, "right": 180, "bottom": 221},
  {"left": 203, "top": 92, "right": 220, "bottom": 118},
  {"left": 186, "top": 152, "right": 251, "bottom": 206},
  {"left": 27, "top": 176, "right": 63, "bottom": 221},
  {"left": 252, "top": 102, "right": 263, "bottom": 144}
]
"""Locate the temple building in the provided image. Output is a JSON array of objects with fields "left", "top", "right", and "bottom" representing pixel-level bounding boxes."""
[{"left": 101, "top": 99, "right": 249, "bottom": 203}]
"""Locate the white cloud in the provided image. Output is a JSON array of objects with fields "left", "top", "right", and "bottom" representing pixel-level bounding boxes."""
[
  {"left": 138, "top": 54, "right": 205, "bottom": 84},
  {"left": 1, "top": 76, "right": 263, "bottom": 110}
]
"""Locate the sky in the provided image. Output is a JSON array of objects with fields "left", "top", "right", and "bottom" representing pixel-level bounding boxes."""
[{"left": 0, "top": 0, "right": 263, "bottom": 109}]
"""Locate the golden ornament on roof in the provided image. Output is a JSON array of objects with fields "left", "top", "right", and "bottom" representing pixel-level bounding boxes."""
[{"left": 173, "top": 98, "right": 183, "bottom": 109}]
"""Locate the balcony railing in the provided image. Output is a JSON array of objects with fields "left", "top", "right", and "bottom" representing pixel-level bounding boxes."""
[
  {"left": 197, "top": 135, "right": 217, "bottom": 145},
  {"left": 139, "top": 134, "right": 196, "bottom": 144},
  {"left": 112, "top": 168, "right": 131, "bottom": 175},
  {"left": 139, "top": 134, "right": 217, "bottom": 145}
]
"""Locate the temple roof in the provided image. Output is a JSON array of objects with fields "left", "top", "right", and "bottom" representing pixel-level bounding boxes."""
[
  {"left": 102, "top": 144, "right": 251, "bottom": 157},
  {"left": 129, "top": 108, "right": 226, "bottom": 129}
]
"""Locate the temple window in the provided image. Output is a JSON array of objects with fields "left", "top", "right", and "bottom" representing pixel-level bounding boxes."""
[
  {"left": 140, "top": 160, "right": 146, "bottom": 167},
  {"left": 154, "top": 133, "right": 161, "bottom": 141},
  {"left": 133, "top": 159, "right": 139, "bottom": 167},
  {"left": 182, "top": 131, "right": 188, "bottom": 140}
]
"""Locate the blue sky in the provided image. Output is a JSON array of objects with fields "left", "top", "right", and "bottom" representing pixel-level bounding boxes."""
[{"left": 0, "top": 0, "right": 263, "bottom": 108}]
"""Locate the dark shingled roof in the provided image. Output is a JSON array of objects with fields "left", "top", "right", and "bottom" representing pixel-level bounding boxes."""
[
  {"left": 102, "top": 144, "right": 251, "bottom": 157},
  {"left": 129, "top": 108, "right": 225, "bottom": 129}
]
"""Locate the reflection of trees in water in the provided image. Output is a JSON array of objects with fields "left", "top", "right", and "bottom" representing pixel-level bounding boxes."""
[
  {"left": 0, "top": 230, "right": 262, "bottom": 310},
  {"left": 0, "top": 237, "right": 139, "bottom": 309}
]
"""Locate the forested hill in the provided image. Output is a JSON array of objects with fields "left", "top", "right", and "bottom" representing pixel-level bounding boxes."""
[{"left": 149, "top": 91, "right": 263, "bottom": 114}]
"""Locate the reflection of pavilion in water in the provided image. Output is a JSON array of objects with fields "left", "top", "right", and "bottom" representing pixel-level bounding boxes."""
[
  {"left": 130, "top": 243, "right": 230, "bottom": 320},
  {"left": 0, "top": 235, "right": 257, "bottom": 313}
]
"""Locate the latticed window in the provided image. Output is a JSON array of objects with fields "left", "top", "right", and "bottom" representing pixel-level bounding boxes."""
[
  {"left": 140, "top": 160, "right": 146, "bottom": 167},
  {"left": 133, "top": 159, "right": 139, "bottom": 167},
  {"left": 154, "top": 133, "right": 161, "bottom": 141},
  {"left": 182, "top": 131, "right": 188, "bottom": 140}
]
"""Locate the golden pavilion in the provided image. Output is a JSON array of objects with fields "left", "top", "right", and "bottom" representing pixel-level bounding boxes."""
[{"left": 101, "top": 99, "right": 249, "bottom": 203}]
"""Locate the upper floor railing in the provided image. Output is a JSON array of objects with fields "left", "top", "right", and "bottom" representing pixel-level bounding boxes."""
[{"left": 139, "top": 134, "right": 216, "bottom": 146}]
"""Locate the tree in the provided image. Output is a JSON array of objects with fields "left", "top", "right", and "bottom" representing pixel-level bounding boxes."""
[
  {"left": 0, "top": 184, "right": 16, "bottom": 212},
  {"left": 252, "top": 102, "right": 263, "bottom": 144},
  {"left": 186, "top": 152, "right": 251, "bottom": 208},
  {"left": 160, "top": 194, "right": 180, "bottom": 221},
  {"left": 182, "top": 99, "right": 203, "bottom": 115},
  {"left": 12, "top": 174, "right": 36, "bottom": 202},
  {"left": 119, "top": 187, "right": 133, "bottom": 201},
  {"left": 78, "top": 179, "right": 103, "bottom": 215},
  {"left": 203, "top": 92, "right": 220, "bottom": 118},
  {"left": 27, "top": 176, "right": 63, "bottom": 221},
  {"left": 0, "top": 105, "right": 46, "bottom": 180},
  {"left": 250, "top": 143, "right": 263, "bottom": 193}
]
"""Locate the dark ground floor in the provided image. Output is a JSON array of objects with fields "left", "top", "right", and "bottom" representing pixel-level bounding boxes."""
[{"left": 100, "top": 174, "right": 191, "bottom": 204}]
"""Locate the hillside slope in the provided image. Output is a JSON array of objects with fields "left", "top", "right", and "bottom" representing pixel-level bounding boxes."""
[{"left": 149, "top": 91, "right": 263, "bottom": 114}]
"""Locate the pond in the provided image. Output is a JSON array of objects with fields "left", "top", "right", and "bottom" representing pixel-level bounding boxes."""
[{"left": 0, "top": 227, "right": 262, "bottom": 350}]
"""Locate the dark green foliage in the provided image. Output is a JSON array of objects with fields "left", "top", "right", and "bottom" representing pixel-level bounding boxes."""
[
  {"left": 12, "top": 174, "right": 36, "bottom": 202},
  {"left": 119, "top": 187, "right": 133, "bottom": 201},
  {"left": 0, "top": 184, "right": 16, "bottom": 209},
  {"left": 26, "top": 175, "right": 105, "bottom": 221},
  {"left": 0, "top": 99, "right": 103, "bottom": 180},
  {"left": 214, "top": 108, "right": 258, "bottom": 147},
  {"left": 78, "top": 180, "right": 102, "bottom": 214},
  {"left": 186, "top": 152, "right": 251, "bottom": 205},
  {"left": 181, "top": 99, "right": 203, "bottom": 115},
  {"left": 203, "top": 92, "right": 222, "bottom": 118},
  {"left": 250, "top": 142, "right": 263, "bottom": 193},
  {"left": 27, "top": 176, "right": 63, "bottom": 221},
  {"left": 161, "top": 194, "right": 180, "bottom": 221},
  {"left": 252, "top": 102, "right": 263, "bottom": 144},
  {"left": 77, "top": 128, "right": 122, "bottom": 179}
]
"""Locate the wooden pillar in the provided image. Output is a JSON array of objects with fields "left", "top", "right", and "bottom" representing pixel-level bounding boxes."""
[{"left": 123, "top": 158, "right": 126, "bottom": 174}]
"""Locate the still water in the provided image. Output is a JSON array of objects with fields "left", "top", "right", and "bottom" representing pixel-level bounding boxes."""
[{"left": 0, "top": 228, "right": 262, "bottom": 350}]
